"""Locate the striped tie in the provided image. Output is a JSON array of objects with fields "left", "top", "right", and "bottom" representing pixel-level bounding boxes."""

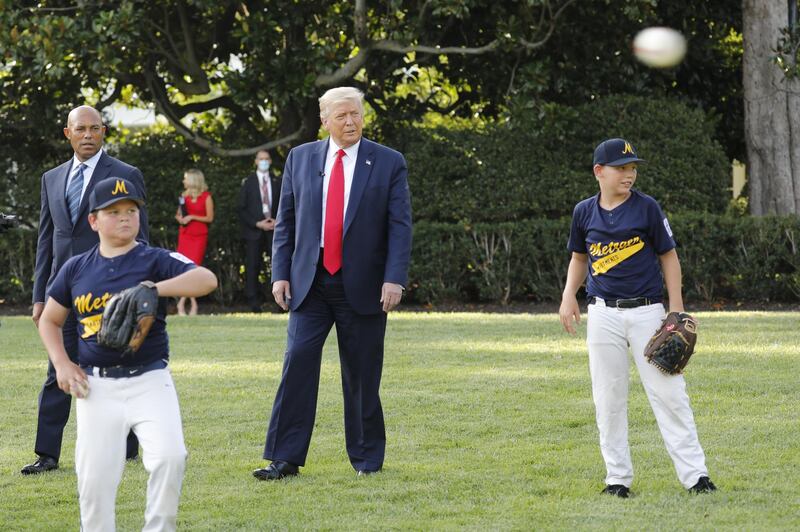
[{"left": 66, "top": 163, "right": 86, "bottom": 224}]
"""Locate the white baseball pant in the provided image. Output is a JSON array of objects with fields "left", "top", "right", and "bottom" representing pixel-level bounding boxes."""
[
  {"left": 586, "top": 299, "right": 708, "bottom": 489},
  {"left": 75, "top": 368, "right": 187, "bottom": 532}
]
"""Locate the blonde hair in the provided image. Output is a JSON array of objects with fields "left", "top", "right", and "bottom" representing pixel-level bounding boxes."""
[
  {"left": 319, "top": 87, "right": 364, "bottom": 121},
  {"left": 183, "top": 169, "right": 208, "bottom": 199}
]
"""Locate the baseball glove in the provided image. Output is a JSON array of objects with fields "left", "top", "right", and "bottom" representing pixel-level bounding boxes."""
[
  {"left": 644, "top": 312, "right": 698, "bottom": 375},
  {"left": 97, "top": 281, "right": 159, "bottom": 356}
]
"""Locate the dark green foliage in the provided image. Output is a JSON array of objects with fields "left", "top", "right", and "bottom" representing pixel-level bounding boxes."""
[
  {"left": 405, "top": 223, "right": 474, "bottom": 303},
  {"left": 407, "top": 219, "right": 572, "bottom": 304},
  {"left": 113, "top": 132, "right": 256, "bottom": 306},
  {"left": 406, "top": 214, "right": 800, "bottom": 305},
  {"left": 0, "top": 229, "right": 37, "bottom": 305},
  {"left": 3, "top": 211, "right": 798, "bottom": 307},
  {"left": 0, "top": 0, "right": 593, "bottom": 159},
  {"left": 0, "top": 129, "right": 259, "bottom": 308},
  {"left": 395, "top": 95, "right": 730, "bottom": 223},
  {"left": 0, "top": 95, "right": 780, "bottom": 309},
  {"left": 676, "top": 213, "right": 800, "bottom": 303},
  {"left": 516, "top": 0, "right": 743, "bottom": 160}
]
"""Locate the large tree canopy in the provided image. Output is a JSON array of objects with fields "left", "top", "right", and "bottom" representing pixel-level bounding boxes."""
[
  {"left": 0, "top": 0, "right": 748, "bottom": 224},
  {"left": 0, "top": 0, "right": 578, "bottom": 157},
  {"left": 1, "top": 1, "right": 743, "bottom": 154},
  {"left": 521, "top": 1, "right": 742, "bottom": 159}
]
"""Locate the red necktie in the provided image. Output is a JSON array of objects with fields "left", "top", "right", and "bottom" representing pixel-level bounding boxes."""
[{"left": 324, "top": 149, "right": 345, "bottom": 274}]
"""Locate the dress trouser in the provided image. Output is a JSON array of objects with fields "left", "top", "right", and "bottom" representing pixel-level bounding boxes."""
[
  {"left": 263, "top": 264, "right": 387, "bottom": 471},
  {"left": 586, "top": 300, "right": 708, "bottom": 489},
  {"left": 243, "top": 231, "right": 272, "bottom": 308},
  {"left": 35, "top": 311, "right": 138, "bottom": 461},
  {"left": 76, "top": 368, "right": 186, "bottom": 532}
]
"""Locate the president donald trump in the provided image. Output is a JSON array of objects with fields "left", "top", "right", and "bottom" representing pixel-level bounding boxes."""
[{"left": 253, "top": 87, "right": 412, "bottom": 480}]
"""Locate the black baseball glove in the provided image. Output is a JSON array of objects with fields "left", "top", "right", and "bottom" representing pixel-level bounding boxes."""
[
  {"left": 644, "top": 312, "right": 698, "bottom": 375},
  {"left": 97, "top": 281, "right": 159, "bottom": 356}
]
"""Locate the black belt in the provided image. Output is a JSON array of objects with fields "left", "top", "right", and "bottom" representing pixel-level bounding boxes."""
[
  {"left": 81, "top": 359, "right": 167, "bottom": 378},
  {"left": 587, "top": 296, "right": 657, "bottom": 309}
]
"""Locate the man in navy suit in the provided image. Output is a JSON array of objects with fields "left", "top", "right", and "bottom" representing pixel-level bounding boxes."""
[
  {"left": 253, "top": 87, "right": 412, "bottom": 480},
  {"left": 22, "top": 106, "right": 148, "bottom": 475},
  {"left": 237, "top": 150, "right": 282, "bottom": 312}
]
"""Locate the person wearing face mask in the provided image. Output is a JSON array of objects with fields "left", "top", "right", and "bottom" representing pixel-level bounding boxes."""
[{"left": 238, "top": 150, "right": 282, "bottom": 312}]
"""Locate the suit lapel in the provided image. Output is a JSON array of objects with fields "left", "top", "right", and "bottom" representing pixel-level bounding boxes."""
[
  {"left": 344, "top": 138, "right": 375, "bottom": 236},
  {"left": 310, "top": 140, "right": 327, "bottom": 233},
  {"left": 55, "top": 160, "right": 74, "bottom": 222},
  {"left": 270, "top": 175, "right": 280, "bottom": 218}
]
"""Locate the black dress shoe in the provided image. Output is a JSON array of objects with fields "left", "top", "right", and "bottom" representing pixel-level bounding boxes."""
[
  {"left": 601, "top": 484, "right": 630, "bottom": 498},
  {"left": 356, "top": 469, "right": 381, "bottom": 477},
  {"left": 252, "top": 460, "right": 299, "bottom": 480},
  {"left": 688, "top": 476, "right": 717, "bottom": 493},
  {"left": 21, "top": 456, "right": 58, "bottom": 475},
  {"left": 126, "top": 453, "right": 139, "bottom": 462}
]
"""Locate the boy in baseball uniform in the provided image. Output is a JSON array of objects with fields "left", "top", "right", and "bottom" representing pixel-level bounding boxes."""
[
  {"left": 38, "top": 178, "right": 217, "bottom": 531},
  {"left": 559, "top": 138, "right": 716, "bottom": 498}
]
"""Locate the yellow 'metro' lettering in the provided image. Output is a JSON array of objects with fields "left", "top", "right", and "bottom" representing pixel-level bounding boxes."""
[
  {"left": 74, "top": 292, "right": 113, "bottom": 314},
  {"left": 589, "top": 236, "right": 641, "bottom": 257},
  {"left": 591, "top": 240, "right": 645, "bottom": 276},
  {"left": 111, "top": 179, "right": 129, "bottom": 195}
]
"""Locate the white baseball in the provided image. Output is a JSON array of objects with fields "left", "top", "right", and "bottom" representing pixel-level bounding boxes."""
[
  {"left": 633, "top": 27, "right": 687, "bottom": 68},
  {"left": 70, "top": 379, "right": 90, "bottom": 399}
]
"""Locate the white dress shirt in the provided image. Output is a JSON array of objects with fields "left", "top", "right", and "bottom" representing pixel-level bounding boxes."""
[
  {"left": 257, "top": 171, "right": 272, "bottom": 216},
  {"left": 321, "top": 138, "right": 360, "bottom": 245},
  {"left": 65, "top": 149, "right": 103, "bottom": 201}
]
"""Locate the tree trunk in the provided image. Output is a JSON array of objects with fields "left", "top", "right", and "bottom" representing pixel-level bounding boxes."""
[{"left": 743, "top": 0, "right": 800, "bottom": 215}]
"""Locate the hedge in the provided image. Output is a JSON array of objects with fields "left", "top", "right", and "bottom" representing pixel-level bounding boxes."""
[
  {"left": 390, "top": 94, "right": 730, "bottom": 223},
  {"left": 3, "top": 213, "right": 799, "bottom": 307},
  {"left": 408, "top": 213, "right": 800, "bottom": 305},
  {"left": 0, "top": 94, "right": 778, "bottom": 307}
]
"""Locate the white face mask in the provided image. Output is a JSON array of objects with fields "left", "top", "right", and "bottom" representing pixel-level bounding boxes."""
[{"left": 257, "top": 160, "right": 271, "bottom": 172}]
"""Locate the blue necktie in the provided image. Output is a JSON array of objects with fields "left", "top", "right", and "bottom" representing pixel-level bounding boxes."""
[{"left": 66, "top": 163, "right": 86, "bottom": 224}]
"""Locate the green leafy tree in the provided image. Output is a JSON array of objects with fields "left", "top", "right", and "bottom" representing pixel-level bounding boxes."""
[
  {"left": 0, "top": 0, "right": 577, "bottom": 157},
  {"left": 0, "top": 0, "right": 745, "bottom": 226},
  {"left": 505, "top": 0, "right": 743, "bottom": 160}
]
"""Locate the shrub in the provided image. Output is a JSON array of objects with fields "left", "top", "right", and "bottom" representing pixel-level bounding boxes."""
[
  {"left": 113, "top": 132, "right": 256, "bottom": 306},
  {"left": 3, "top": 213, "right": 798, "bottom": 308},
  {"left": 392, "top": 94, "right": 729, "bottom": 223},
  {"left": 0, "top": 96, "right": 772, "bottom": 309},
  {"left": 406, "top": 214, "right": 800, "bottom": 305}
]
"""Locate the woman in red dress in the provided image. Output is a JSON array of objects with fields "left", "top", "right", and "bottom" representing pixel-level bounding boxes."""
[{"left": 175, "top": 169, "right": 214, "bottom": 315}]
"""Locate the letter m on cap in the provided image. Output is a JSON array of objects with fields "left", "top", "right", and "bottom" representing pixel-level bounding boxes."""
[
  {"left": 111, "top": 179, "right": 128, "bottom": 195},
  {"left": 622, "top": 142, "right": 634, "bottom": 155}
]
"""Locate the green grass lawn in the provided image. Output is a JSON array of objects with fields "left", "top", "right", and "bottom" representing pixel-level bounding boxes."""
[{"left": 1, "top": 311, "right": 798, "bottom": 530}]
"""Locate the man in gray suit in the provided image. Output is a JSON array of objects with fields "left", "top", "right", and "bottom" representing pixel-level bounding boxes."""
[{"left": 22, "top": 106, "right": 149, "bottom": 475}]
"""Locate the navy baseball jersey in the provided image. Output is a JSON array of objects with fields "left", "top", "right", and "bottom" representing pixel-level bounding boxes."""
[
  {"left": 48, "top": 243, "right": 195, "bottom": 367},
  {"left": 567, "top": 189, "right": 676, "bottom": 300}
]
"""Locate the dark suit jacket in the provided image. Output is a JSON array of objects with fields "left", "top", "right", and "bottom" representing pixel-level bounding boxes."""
[
  {"left": 33, "top": 151, "right": 149, "bottom": 304},
  {"left": 237, "top": 173, "right": 282, "bottom": 240},
  {"left": 272, "top": 137, "right": 412, "bottom": 315}
]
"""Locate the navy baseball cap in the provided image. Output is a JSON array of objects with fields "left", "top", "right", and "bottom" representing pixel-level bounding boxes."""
[
  {"left": 89, "top": 178, "right": 145, "bottom": 212},
  {"left": 593, "top": 138, "right": 646, "bottom": 166}
]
